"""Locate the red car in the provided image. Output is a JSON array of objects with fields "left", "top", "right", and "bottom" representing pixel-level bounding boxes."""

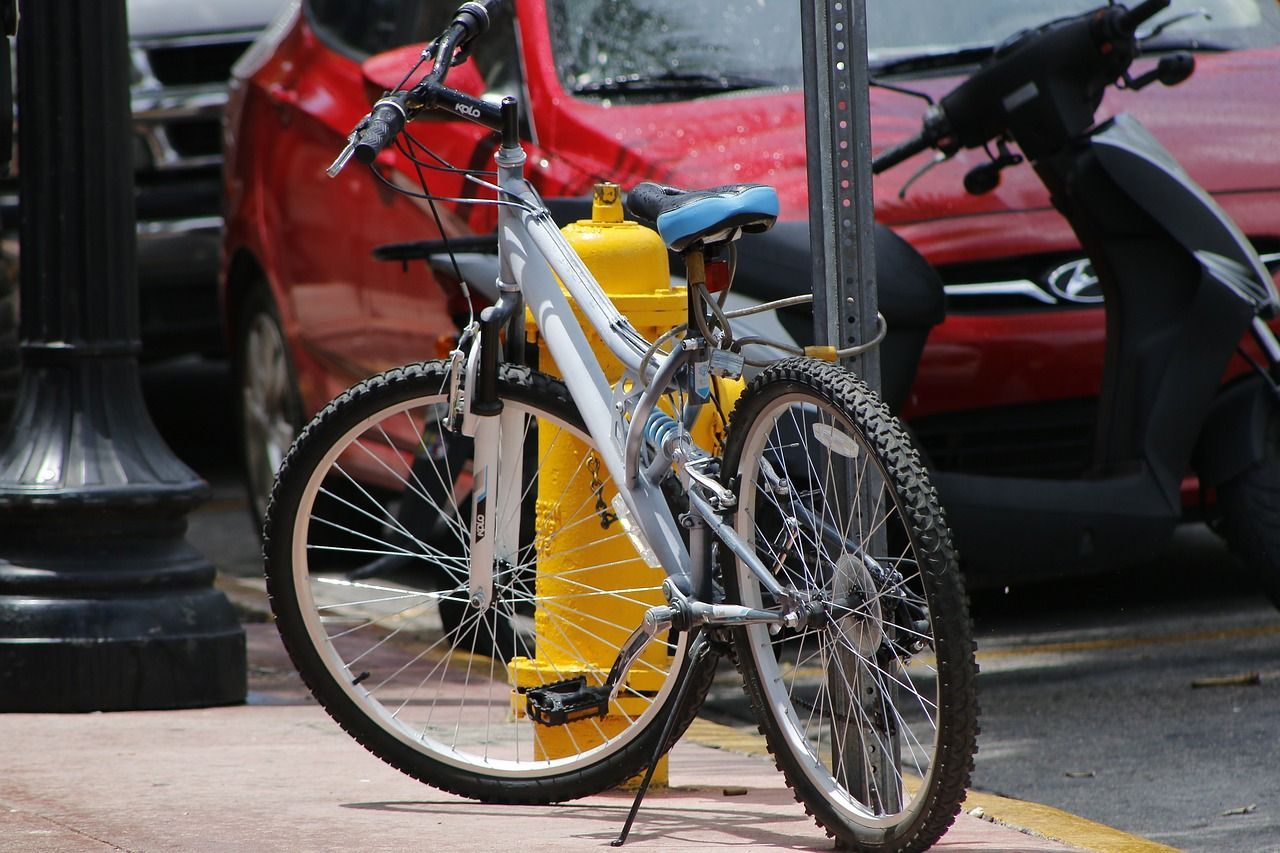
[{"left": 222, "top": 0, "right": 1280, "bottom": 567}]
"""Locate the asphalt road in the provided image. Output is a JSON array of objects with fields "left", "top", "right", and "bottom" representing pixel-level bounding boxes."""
[{"left": 144, "top": 356, "right": 1280, "bottom": 853}]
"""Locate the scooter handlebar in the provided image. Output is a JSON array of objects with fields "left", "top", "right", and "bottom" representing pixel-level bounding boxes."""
[{"left": 872, "top": 132, "right": 930, "bottom": 174}]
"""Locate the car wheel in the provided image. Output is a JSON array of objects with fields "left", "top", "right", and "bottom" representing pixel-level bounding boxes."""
[{"left": 235, "top": 281, "right": 305, "bottom": 528}]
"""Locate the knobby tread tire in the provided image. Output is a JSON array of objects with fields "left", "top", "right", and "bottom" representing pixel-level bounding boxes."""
[
  {"left": 720, "top": 358, "right": 979, "bottom": 853},
  {"left": 264, "top": 360, "right": 716, "bottom": 804}
]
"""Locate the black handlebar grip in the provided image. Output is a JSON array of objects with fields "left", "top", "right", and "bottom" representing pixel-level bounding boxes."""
[
  {"left": 1120, "top": 0, "right": 1171, "bottom": 34},
  {"left": 872, "top": 132, "right": 930, "bottom": 174},
  {"left": 354, "top": 100, "right": 408, "bottom": 165},
  {"left": 453, "top": 0, "right": 507, "bottom": 40}
]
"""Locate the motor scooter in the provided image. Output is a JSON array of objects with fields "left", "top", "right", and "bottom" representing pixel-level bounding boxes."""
[
  {"left": 865, "top": 0, "right": 1280, "bottom": 601},
  {"left": 381, "top": 0, "right": 1280, "bottom": 605}
]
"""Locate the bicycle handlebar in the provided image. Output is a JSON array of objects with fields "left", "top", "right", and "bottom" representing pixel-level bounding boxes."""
[
  {"left": 332, "top": 1, "right": 511, "bottom": 172},
  {"left": 354, "top": 94, "right": 409, "bottom": 165}
]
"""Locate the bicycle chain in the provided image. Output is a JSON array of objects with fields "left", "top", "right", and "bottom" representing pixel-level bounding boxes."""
[{"left": 586, "top": 452, "right": 619, "bottom": 530}]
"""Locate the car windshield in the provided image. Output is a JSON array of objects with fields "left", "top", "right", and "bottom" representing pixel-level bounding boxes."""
[{"left": 545, "top": 0, "right": 1280, "bottom": 96}]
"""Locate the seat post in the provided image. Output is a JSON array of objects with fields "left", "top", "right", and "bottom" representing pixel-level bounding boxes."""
[
  {"left": 683, "top": 248, "right": 708, "bottom": 338},
  {"left": 684, "top": 247, "right": 707, "bottom": 290}
]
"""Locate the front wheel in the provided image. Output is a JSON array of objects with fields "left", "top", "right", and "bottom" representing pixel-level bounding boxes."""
[
  {"left": 265, "top": 361, "right": 713, "bottom": 803},
  {"left": 721, "top": 359, "right": 978, "bottom": 852}
]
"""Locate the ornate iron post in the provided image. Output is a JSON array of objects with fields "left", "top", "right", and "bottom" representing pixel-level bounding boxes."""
[{"left": 0, "top": 0, "right": 245, "bottom": 711}]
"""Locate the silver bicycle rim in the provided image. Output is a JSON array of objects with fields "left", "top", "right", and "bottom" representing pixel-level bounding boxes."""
[
  {"left": 288, "top": 389, "right": 688, "bottom": 778},
  {"left": 733, "top": 392, "right": 941, "bottom": 828}
]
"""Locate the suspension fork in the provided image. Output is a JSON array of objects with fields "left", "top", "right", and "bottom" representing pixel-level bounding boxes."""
[
  {"left": 462, "top": 111, "right": 531, "bottom": 610},
  {"left": 464, "top": 289, "right": 522, "bottom": 610}
]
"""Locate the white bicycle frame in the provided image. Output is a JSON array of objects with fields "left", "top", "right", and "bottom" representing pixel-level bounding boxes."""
[
  {"left": 468, "top": 140, "right": 691, "bottom": 587},
  {"left": 457, "top": 133, "right": 793, "bottom": 633}
]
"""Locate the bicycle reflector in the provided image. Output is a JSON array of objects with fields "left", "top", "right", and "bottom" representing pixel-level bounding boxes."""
[{"left": 704, "top": 259, "right": 731, "bottom": 293}]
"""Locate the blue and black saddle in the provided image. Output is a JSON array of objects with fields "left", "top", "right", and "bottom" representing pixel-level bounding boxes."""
[{"left": 627, "top": 182, "right": 779, "bottom": 252}]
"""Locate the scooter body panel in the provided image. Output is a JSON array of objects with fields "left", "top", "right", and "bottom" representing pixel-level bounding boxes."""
[
  {"left": 1090, "top": 114, "right": 1277, "bottom": 315},
  {"left": 944, "top": 112, "right": 1277, "bottom": 582}
]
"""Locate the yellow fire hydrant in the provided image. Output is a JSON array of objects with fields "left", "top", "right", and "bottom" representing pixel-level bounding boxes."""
[{"left": 507, "top": 183, "right": 685, "bottom": 782}]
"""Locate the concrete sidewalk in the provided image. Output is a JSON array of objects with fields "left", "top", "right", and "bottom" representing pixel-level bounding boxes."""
[{"left": 0, "top": 588, "right": 1175, "bottom": 853}]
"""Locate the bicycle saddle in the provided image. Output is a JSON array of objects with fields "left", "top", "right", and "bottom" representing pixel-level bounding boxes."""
[{"left": 627, "top": 182, "right": 778, "bottom": 253}]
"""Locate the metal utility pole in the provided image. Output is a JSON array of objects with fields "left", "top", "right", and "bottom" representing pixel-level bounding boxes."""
[
  {"left": 801, "top": 0, "right": 898, "bottom": 810},
  {"left": 801, "top": 0, "right": 879, "bottom": 385},
  {"left": 0, "top": 0, "right": 245, "bottom": 711}
]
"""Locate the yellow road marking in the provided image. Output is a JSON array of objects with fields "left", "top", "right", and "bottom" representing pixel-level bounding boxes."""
[
  {"left": 978, "top": 621, "right": 1280, "bottom": 660},
  {"left": 683, "top": 717, "right": 1178, "bottom": 852}
]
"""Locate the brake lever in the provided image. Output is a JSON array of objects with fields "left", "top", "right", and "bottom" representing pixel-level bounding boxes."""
[
  {"left": 1137, "top": 8, "right": 1211, "bottom": 41},
  {"left": 326, "top": 127, "right": 362, "bottom": 178},
  {"left": 897, "top": 151, "right": 948, "bottom": 200}
]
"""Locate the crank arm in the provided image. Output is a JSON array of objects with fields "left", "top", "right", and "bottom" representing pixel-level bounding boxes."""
[
  {"left": 598, "top": 599, "right": 782, "bottom": 704},
  {"left": 601, "top": 605, "right": 677, "bottom": 701}
]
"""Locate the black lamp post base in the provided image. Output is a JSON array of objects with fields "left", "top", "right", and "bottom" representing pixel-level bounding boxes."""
[
  {"left": 0, "top": 361, "right": 248, "bottom": 711},
  {"left": 2, "top": 0, "right": 248, "bottom": 712},
  {"left": 0, "top": 590, "right": 246, "bottom": 712}
]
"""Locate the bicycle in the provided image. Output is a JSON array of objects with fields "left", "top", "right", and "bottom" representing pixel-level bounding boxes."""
[{"left": 263, "top": 2, "right": 978, "bottom": 850}]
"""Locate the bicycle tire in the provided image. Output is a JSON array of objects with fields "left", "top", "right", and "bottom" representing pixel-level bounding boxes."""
[
  {"left": 265, "top": 360, "right": 715, "bottom": 803},
  {"left": 719, "top": 358, "right": 978, "bottom": 852}
]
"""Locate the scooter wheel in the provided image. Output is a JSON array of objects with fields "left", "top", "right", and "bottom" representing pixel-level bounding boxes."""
[{"left": 1217, "top": 416, "right": 1280, "bottom": 610}]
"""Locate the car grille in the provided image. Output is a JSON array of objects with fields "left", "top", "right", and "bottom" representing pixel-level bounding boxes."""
[
  {"left": 910, "top": 398, "right": 1097, "bottom": 479},
  {"left": 942, "top": 244, "right": 1280, "bottom": 313},
  {"left": 130, "top": 32, "right": 257, "bottom": 171},
  {"left": 143, "top": 40, "right": 253, "bottom": 88}
]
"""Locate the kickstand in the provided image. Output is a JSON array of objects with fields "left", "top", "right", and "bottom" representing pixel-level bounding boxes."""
[{"left": 612, "top": 628, "right": 704, "bottom": 848}]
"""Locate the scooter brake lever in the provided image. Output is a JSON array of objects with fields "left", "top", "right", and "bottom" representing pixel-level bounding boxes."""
[{"left": 1136, "top": 8, "right": 1211, "bottom": 41}]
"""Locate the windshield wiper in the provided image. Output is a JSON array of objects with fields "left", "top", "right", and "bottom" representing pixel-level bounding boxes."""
[
  {"left": 869, "top": 45, "right": 995, "bottom": 78},
  {"left": 571, "top": 71, "right": 775, "bottom": 97}
]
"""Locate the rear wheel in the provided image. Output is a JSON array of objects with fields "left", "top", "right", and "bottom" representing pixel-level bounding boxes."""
[
  {"left": 721, "top": 359, "right": 978, "bottom": 852},
  {"left": 265, "top": 361, "right": 713, "bottom": 802},
  {"left": 1218, "top": 410, "right": 1280, "bottom": 609}
]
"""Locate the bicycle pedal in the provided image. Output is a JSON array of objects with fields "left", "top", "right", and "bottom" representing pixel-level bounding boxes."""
[{"left": 525, "top": 677, "right": 610, "bottom": 726}]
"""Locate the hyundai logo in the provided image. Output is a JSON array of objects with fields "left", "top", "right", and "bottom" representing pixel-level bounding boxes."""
[{"left": 1046, "top": 258, "right": 1105, "bottom": 304}]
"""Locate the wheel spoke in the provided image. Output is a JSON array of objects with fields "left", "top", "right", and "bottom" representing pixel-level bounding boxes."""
[
  {"left": 264, "top": 364, "right": 704, "bottom": 802},
  {"left": 723, "top": 364, "right": 977, "bottom": 848}
]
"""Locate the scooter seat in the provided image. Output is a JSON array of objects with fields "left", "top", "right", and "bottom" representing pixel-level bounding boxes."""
[{"left": 628, "top": 182, "right": 778, "bottom": 252}]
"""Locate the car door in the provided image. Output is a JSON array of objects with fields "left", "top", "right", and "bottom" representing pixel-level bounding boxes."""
[{"left": 269, "top": 0, "right": 487, "bottom": 402}]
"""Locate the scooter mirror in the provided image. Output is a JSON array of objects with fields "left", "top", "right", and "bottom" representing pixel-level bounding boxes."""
[
  {"left": 1156, "top": 52, "right": 1195, "bottom": 87},
  {"left": 963, "top": 161, "right": 1002, "bottom": 196}
]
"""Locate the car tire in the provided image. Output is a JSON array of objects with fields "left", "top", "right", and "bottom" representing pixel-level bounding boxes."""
[
  {"left": 234, "top": 280, "right": 305, "bottom": 528},
  {"left": 1218, "top": 411, "right": 1280, "bottom": 610}
]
